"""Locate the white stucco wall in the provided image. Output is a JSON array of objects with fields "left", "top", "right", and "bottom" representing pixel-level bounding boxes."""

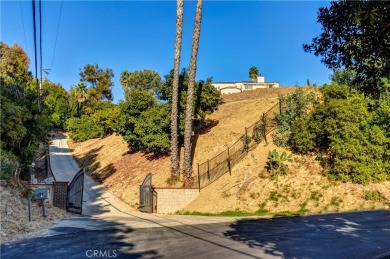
[
  {"left": 212, "top": 78, "right": 279, "bottom": 95},
  {"left": 221, "top": 88, "right": 241, "bottom": 95}
]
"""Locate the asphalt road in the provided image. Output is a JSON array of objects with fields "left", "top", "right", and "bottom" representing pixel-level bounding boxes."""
[
  {"left": 49, "top": 135, "right": 80, "bottom": 182},
  {"left": 1, "top": 210, "right": 390, "bottom": 259}
]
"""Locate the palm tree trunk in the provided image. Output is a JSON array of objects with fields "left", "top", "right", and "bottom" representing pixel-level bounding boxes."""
[
  {"left": 183, "top": 0, "right": 203, "bottom": 185},
  {"left": 170, "top": 0, "right": 184, "bottom": 178}
]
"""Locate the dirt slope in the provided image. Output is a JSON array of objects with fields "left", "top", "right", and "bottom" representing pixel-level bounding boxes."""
[
  {"left": 68, "top": 87, "right": 390, "bottom": 213},
  {"left": 0, "top": 181, "right": 72, "bottom": 243},
  {"left": 184, "top": 136, "right": 390, "bottom": 214}
]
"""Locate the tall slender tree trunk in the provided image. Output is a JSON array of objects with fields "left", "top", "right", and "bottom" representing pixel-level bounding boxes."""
[
  {"left": 183, "top": 0, "right": 203, "bottom": 185},
  {"left": 170, "top": 0, "right": 184, "bottom": 178}
]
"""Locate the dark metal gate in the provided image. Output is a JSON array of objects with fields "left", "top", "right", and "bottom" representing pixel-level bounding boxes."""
[
  {"left": 67, "top": 169, "right": 84, "bottom": 214},
  {"left": 139, "top": 173, "right": 157, "bottom": 213}
]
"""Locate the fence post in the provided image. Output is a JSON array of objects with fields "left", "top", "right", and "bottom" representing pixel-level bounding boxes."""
[
  {"left": 227, "top": 147, "right": 231, "bottom": 175},
  {"left": 279, "top": 101, "right": 282, "bottom": 115},
  {"left": 197, "top": 163, "right": 201, "bottom": 191},
  {"left": 245, "top": 127, "right": 249, "bottom": 152},
  {"left": 207, "top": 160, "right": 210, "bottom": 180},
  {"left": 262, "top": 113, "right": 268, "bottom": 144}
]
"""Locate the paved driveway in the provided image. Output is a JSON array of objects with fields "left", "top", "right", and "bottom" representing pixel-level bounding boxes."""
[
  {"left": 1, "top": 210, "right": 389, "bottom": 258},
  {"left": 49, "top": 134, "right": 137, "bottom": 216}
]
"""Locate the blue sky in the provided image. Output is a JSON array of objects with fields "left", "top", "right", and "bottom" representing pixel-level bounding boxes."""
[{"left": 2, "top": 1, "right": 331, "bottom": 102}]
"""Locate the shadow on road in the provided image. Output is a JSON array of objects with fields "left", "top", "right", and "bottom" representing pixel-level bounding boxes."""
[
  {"left": 223, "top": 210, "right": 390, "bottom": 258},
  {"left": 1, "top": 216, "right": 162, "bottom": 258}
]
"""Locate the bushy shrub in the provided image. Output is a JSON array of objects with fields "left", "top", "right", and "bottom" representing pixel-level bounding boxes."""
[
  {"left": 290, "top": 116, "right": 316, "bottom": 153},
  {"left": 66, "top": 103, "right": 121, "bottom": 142},
  {"left": 289, "top": 84, "right": 390, "bottom": 184},
  {"left": 133, "top": 104, "right": 171, "bottom": 154},
  {"left": 364, "top": 190, "right": 386, "bottom": 202},
  {"left": 273, "top": 88, "right": 314, "bottom": 146},
  {"left": 66, "top": 116, "right": 104, "bottom": 142},
  {"left": 118, "top": 90, "right": 171, "bottom": 154}
]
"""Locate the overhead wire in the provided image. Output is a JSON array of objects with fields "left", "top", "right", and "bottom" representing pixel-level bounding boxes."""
[
  {"left": 50, "top": 0, "right": 63, "bottom": 72},
  {"left": 32, "top": 0, "right": 38, "bottom": 87},
  {"left": 19, "top": 0, "right": 28, "bottom": 52},
  {"left": 32, "top": 0, "right": 41, "bottom": 112},
  {"left": 39, "top": 0, "right": 42, "bottom": 85}
]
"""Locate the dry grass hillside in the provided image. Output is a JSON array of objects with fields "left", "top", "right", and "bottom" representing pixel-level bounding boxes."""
[
  {"left": 0, "top": 181, "right": 72, "bottom": 243},
  {"left": 69, "top": 87, "right": 390, "bottom": 214}
]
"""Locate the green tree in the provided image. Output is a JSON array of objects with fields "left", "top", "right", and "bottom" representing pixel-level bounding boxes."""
[
  {"left": 42, "top": 80, "right": 71, "bottom": 129},
  {"left": 158, "top": 69, "right": 220, "bottom": 129},
  {"left": 290, "top": 85, "right": 390, "bottom": 184},
  {"left": 66, "top": 103, "right": 120, "bottom": 142},
  {"left": 249, "top": 66, "right": 259, "bottom": 81},
  {"left": 0, "top": 42, "right": 51, "bottom": 174},
  {"left": 329, "top": 68, "right": 357, "bottom": 89},
  {"left": 120, "top": 69, "right": 162, "bottom": 96},
  {"left": 170, "top": 0, "right": 184, "bottom": 177},
  {"left": 79, "top": 64, "right": 114, "bottom": 101},
  {"left": 303, "top": 1, "right": 390, "bottom": 98},
  {"left": 117, "top": 89, "right": 157, "bottom": 150},
  {"left": 69, "top": 83, "right": 87, "bottom": 117},
  {"left": 133, "top": 104, "right": 171, "bottom": 154},
  {"left": 183, "top": 0, "right": 204, "bottom": 184},
  {"left": 273, "top": 88, "right": 314, "bottom": 147}
]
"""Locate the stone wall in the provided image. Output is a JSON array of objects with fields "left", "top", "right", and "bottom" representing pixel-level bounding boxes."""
[{"left": 154, "top": 188, "right": 199, "bottom": 214}]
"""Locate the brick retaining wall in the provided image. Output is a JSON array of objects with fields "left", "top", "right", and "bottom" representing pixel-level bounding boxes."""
[{"left": 53, "top": 181, "right": 68, "bottom": 209}]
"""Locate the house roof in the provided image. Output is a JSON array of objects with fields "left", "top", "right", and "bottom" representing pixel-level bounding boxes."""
[
  {"left": 218, "top": 86, "right": 242, "bottom": 89},
  {"left": 213, "top": 81, "right": 279, "bottom": 84}
]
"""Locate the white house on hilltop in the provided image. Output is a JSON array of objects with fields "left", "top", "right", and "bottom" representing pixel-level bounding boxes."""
[{"left": 212, "top": 75, "right": 279, "bottom": 95}]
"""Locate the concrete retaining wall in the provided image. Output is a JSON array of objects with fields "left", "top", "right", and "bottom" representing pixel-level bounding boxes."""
[{"left": 154, "top": 188, "right": 199, "bottom": 214}]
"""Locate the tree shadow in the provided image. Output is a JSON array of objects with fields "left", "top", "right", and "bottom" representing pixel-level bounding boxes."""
[
  {"left": 196, "top": 119, "right": 219, "bottom": 136},
  {"left": 189, "top": 119, "right": 219, "bottom": 168},
  {"left": 89, "top": 163, "right": 116, "bottom": 183},
  {"left": 1, "top": 169, "right": 164, "bottom": 258},
  {"left": 223, "top": 210, "right": 390, "bottom": 259},
  {"left": 142, "top": 152, "right": 170, "bottom": 161},
  {"left": 0, "top": 217, "right": 162, "bottom": 258}
]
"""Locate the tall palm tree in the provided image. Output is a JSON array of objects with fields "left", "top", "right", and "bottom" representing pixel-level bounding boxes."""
[
  {"left": 170, "top": 0, "right": 184, "bottom": 178},
  {"left": 183, "top": 0, "right": 204, "bottom": 185},
  {"left": 75, "top": 83, "right": 87, "bottom": 117},
  {"left": 249, "top": 66, "right": 259, "bottom": 81}
]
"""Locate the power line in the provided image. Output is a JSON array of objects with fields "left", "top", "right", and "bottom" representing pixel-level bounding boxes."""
[
  {"left": 32, "top": 0, "right": 38, "bottom": 84},
  {"left": 32, "top": 0, "right": 40, "bottom": 112},
  {"left": 39, "top": 0, "right": 42, "bottom": 89},
  {"left": 19, "top": 0, "right": 28, "bottom": 52},
  {"left": 50, "top": 0, "right": 63, "bottom": 72}
]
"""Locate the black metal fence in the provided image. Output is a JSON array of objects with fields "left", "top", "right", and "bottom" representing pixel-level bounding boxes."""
[
  {"left": 139, "top": 173, "right": 157, "bottom": 213},
  {"left": 31, "top": 149, "right": 54, "bottom": 184},
  {"left": 195, "top": 102, "right": 281, "bottom": 189},
  {"left": 67, "top": 169, "right": 84, "bottom": 214}
]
